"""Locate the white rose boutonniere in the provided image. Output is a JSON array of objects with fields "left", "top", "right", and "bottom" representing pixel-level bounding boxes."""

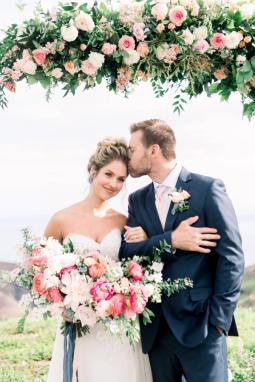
[{"left": 169, "top": 188, "right": 191, "bottom": 215}]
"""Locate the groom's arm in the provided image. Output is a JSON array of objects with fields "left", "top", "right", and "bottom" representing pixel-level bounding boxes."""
[
  {"left": 119, "top": 193, "right": 175, "bottom": 262},
  {"left": 205, "top": 179, "right": 244, "bottom": 334}
]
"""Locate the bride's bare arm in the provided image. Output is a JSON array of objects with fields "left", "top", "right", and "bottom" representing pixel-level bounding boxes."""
[{"left": 44, "top": 212, "right": 64, "bottom": 242}]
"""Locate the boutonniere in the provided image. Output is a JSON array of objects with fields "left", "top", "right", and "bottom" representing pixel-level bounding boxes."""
[{"left": 169, "top": 188, "right": 191, "bottom": 215}]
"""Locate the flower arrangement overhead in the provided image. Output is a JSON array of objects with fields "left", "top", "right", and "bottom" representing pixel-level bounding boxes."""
[{"left": 0, "top": 0, "right": 255, "bottom": 118}]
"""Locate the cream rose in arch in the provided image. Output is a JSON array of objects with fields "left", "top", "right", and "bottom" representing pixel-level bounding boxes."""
[
  {"left": 225, "top": 31, "right": 243, "bottom": 49},
  {"left": 182, "top": 28, "right": 194, "bottom": 45},
  {"left": 156, "top": 43, "right": 169, "bottom": 60},
  {"left": 61, "top": 25, "right": 79, "bottom": 42},
  {"left": 74, "top": 11, "right": 95, "bottom": 32},
  {"left": 123, "top": 50, "right": 140, "bottom": 65},
  {"left": 151, "top": 3, "right": 168, "bottom": 21},
  {"left": 88, "top": 52, "right": 105, "bottom": 69}
]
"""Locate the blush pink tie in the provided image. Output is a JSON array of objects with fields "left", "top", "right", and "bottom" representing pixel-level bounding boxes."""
[{"left": 155, "top": 185, "right": 169, "bottom": 228}]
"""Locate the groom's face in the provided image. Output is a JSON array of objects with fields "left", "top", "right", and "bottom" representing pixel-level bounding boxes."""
[{"left": 128, "top": 131, "right": 152, "bottom": 178}]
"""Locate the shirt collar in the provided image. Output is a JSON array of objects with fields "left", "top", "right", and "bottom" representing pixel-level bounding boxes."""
[{"left": 153, "top": 162, "right": 182, "bottom": 190}]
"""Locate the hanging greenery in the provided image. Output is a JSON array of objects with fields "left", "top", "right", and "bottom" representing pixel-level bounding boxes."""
[{"left": 0, "top": 1, "right": 255, "bottom": 118}]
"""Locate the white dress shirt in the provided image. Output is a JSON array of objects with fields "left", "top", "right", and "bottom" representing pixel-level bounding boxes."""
[{"left": 153, "top": 162, "right": 182, "bottom": 227}]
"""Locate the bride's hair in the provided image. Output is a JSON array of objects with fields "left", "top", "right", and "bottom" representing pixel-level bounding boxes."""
[{"left": 87, "top": 137, "right": 129, "bottom": 182}]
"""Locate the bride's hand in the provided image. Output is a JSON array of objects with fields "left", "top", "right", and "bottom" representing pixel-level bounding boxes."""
[{"left": 124, "top": 225, "right": 148, "bottom": 243}]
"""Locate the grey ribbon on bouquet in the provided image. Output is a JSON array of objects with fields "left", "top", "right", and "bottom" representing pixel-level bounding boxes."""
[{"left": 63, "top": 322, "right": 77, "bottom": 382}]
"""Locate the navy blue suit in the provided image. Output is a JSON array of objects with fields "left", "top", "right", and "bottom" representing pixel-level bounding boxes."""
[{"left": 120, "top": 168, "right": 244, "bottom": 382}]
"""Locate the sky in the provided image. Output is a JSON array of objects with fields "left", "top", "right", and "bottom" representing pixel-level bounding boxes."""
[{"left": 0, "top": 1, "right": 254, "bottom": 265}]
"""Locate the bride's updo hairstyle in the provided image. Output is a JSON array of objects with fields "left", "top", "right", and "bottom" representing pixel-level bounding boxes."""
[{"left": 87, "top": 137, "right": 129, "bottom": 183}]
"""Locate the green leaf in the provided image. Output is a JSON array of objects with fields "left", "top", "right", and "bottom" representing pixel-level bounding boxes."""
[
  {"left": 242, "top": 61, "right": 252, "bottom": 74},
  {"left": 250, "top": 56, "right": 255, "bottom": 70},
  {"left": 27, "top": 75, "right": 38, "bottom": 85},
  {"left": 62, "top": 5, "right": 74, "bottom": 11}
]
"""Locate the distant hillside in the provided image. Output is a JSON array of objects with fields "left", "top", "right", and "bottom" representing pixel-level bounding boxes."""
[{"left": 239, "top": 265, "right": 255, "bottom": 307}]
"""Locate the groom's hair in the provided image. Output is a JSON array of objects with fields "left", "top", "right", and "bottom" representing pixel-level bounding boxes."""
[{"left": 130, "top": 119, "right": 176, "bottom": 160}]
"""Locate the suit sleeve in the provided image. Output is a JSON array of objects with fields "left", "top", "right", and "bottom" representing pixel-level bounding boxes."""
[
  {"left": 205, "top": 179, "right": 244, "bottom": 333},
  {"left": 119, "top": 193, "right": 176, "bottom": 262}
]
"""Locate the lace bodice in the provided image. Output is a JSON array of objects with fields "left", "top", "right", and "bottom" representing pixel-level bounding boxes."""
[{"left": 63, "top": 228, "right": 121, "bottom": 260}]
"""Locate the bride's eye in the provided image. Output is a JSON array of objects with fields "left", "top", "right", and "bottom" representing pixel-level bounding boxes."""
[{"left": 105, "top": 172, "right": 112, "bottom": 177}]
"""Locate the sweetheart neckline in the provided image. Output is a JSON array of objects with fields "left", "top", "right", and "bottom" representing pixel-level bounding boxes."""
[{"left": 64, "top": 227, "right": 121, "bottom": 246}]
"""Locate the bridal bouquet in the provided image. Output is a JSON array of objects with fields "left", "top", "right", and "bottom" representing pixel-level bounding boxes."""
[{"left": 5, "top": 228, "right": 192, "bottom": 347}]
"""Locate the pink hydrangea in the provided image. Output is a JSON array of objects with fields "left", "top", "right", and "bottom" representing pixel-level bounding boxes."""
[{"left": 90, "top": 280, "right": 114, "bottom": 303}]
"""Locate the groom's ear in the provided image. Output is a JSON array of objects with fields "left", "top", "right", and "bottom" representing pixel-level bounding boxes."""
[{"left": 150, "top": 144, "right": 160, "bottom": 157}]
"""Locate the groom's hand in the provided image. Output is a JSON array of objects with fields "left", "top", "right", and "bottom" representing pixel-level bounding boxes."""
[{"left": 171, "top": 216, "right": 221, "bottom": 253}]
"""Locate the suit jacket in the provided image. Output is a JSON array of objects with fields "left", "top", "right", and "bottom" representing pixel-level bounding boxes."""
[{"left": 120, "top": 167, "right": 244, "bottom": 353}]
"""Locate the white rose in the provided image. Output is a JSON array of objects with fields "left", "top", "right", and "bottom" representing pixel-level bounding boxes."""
[
  {"left": 74, "top": 12, "right": 95, "bottom": 32},
  {"left": 156, "top": 43, "right": 169, "bottom": 60},
  {"left": 151, "top": 261, "right": 164, "bottom": 273},
  {"left": 123, "top": 50, "right": 140, "bottom": 65},
  {"left": 51, "top": 68, "right": 63, "bottom": 79},
  {"left": 182, "top": 29, "right": 194, "bottom": 45},
  {"left": 61, "top": 25, "right": 79, "bottom": 42},
  {"left": 143, "top": 284, "right": 155, "bottom": 298},
  {"left": 193, "top": 26, "right": 208, "bottom": 41},
  {"left": 236, "top": 55, "right": 246, "bottom": 65},
  {"left": 22, "top": 60, "right": 37, "bottom": 75},
  {"left": 88, "top": 52, "right": 105, "bottom": 69},
  {"left": 240, "top": 3, "right": 255, "bottom": 19},
  {"left": 225, "top": 31, "right": 243, "bottom": 49}
]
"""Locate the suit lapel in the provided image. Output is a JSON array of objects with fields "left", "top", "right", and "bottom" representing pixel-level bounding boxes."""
[
  {"left": 164, "top": 167, "right": 192, "bottom": 232},
  {"left": 145, "top": 183, "right": 164, "bottom": 233}
]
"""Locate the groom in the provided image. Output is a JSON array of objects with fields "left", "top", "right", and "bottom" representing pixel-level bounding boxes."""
[{"left": 120, "top": 119, "right": 244, "bottom": 382}]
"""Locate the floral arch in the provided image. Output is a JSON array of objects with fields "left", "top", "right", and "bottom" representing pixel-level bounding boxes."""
[{"left": 0, "top": 0, "right": 255, "bottom": 118}]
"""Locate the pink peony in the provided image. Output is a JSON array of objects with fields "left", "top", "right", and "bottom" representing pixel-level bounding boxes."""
[
  {"left": 88, "top": 262, "right": 107, "bottom": 279},
  {"left": 118, "top": 35, "right": 136, "bottom": 51},
  {"left": 168, "top": 6, "right": 187, "bottom": 26},
  {"left": 108, "top": 294, "right": 127, "bottom": 316},
  {"left": 46, "top": 287, "right": 63, "bottom": 303},
  {"left": 137, "top": 42, "right": 149, "bottom": 57},
  {"left": 33, "top": 272, "right": 47, "bottom": 295},
  {"left": 32, "top": 48, "right": 48, "bottom": 66},
  {"left": 101, "top": 43, "right": 116, "bottom": 55},
  {"left": 59, "top": 265, "right": 77, "bottom": 278},
  {"left": 192, "top": 39, "right": 209, "bottom": 53},
  {"left": 128, "top": 261, "right": 143, "bottom": 281},
  {"left": 210, "top": 33, "right": 226, "bottom": 49},
  {"left": 129, "top": 285, "right": 147, "bottom": 314},
  {"left": 90, "top": 280, "right": 114, "bottom": 303}
]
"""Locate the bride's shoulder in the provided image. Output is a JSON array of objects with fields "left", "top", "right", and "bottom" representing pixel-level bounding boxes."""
[
  {"left": 107, "top": 209, "right": 127, "bottom": 230},
  {"left": 44, "top": 204, "right": 80, "bottom": 240}
]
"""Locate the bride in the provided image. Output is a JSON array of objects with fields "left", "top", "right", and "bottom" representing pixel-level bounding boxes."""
[{"left": 45, "top": 137, "right": 153, "bottom": 382}]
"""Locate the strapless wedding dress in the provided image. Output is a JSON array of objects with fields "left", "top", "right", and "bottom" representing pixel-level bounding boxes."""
[{"left": 47, "top": 228, "right": 153, "bottom": 382}]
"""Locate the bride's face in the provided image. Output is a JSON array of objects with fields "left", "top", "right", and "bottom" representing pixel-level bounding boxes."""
[{"left": 92, "top": 160, "right": 127, "bottom": 200}]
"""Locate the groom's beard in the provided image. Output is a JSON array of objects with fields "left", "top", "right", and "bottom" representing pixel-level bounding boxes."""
[{"left": 128, "top": 164, "right": 151, "bottom": 178}]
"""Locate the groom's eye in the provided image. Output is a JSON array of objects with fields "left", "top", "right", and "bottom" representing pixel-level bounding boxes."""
[{"left": 105, "top": 172, "right": 112, "bottom": 177}]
